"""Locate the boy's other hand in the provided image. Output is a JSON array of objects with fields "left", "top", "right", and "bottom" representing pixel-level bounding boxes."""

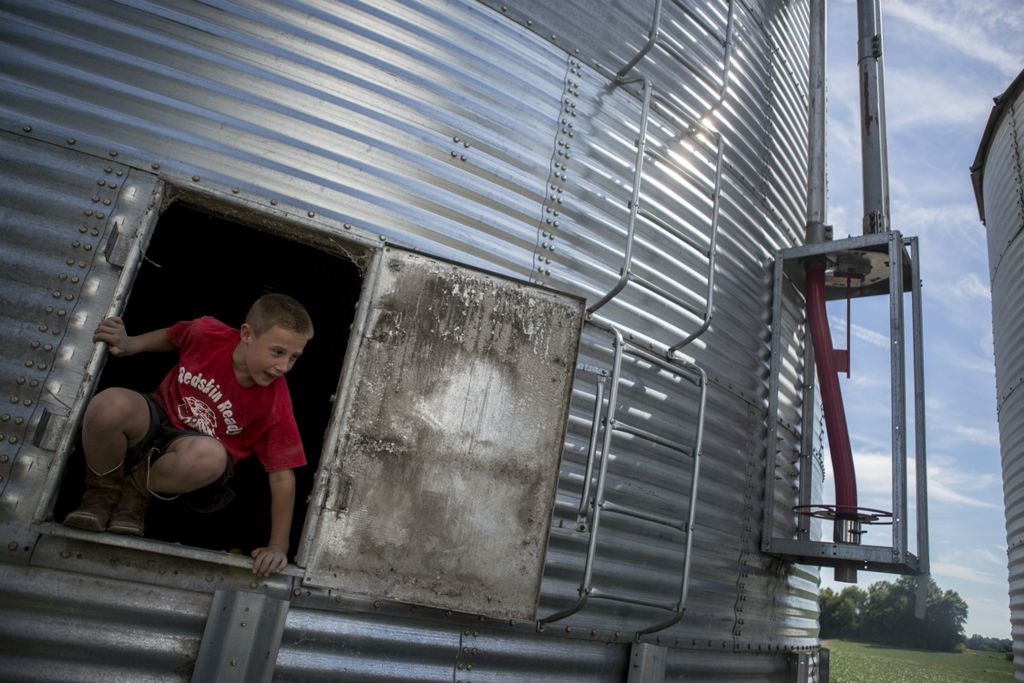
[
  {"left": 93, "top": 316, "right": 132, "bottom": 356},
  {"left": 251, "top": 546, "right": 288, "bottom": 576}
]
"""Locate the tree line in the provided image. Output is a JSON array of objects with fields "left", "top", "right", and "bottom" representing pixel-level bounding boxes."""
[{"left": 819, "top": 576, "right": 969, "bottom": 652}]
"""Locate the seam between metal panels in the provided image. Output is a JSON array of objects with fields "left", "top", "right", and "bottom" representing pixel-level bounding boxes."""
[{"left": 530, "top": 54, "right": 580, "bottom": 286}]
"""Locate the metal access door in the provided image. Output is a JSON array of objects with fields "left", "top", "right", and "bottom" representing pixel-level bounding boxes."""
[{"left": 300, "top": 249, "right": 584, "bottom": 620}]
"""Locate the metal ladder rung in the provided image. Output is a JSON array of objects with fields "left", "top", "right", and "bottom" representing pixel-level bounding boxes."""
[
  {"left": 637, "top": 206, "right": 711, "bottom": 257},
  {"left": 630, "top": 273, "right": 706, "bottom": 320},
  {"left": 590, "top": 587, "right": 678, "bottom": 612},
  {"left": 601, "top": 499, "right": 687, "bottom": 530},
  {"left": 613, "top": 420, "right": 694, "bottom": 456}
]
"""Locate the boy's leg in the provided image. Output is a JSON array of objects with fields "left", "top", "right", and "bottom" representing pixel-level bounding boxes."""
[
  {"left": 81, "top": 388, "right": 152, "bottom": 474},
  {"left": 65, "top": 388, "right": 153, "bottom": 531},
  {"left": 147, "top": 436, "right": 229, "bottom": 493},
  {"left": 107, "top": 435, "right": 228, "bottom": 536}
]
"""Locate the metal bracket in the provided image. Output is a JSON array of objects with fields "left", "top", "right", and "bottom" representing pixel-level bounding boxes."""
[{"left": 191, "top": 589, "right": 290, "bottom": 683}]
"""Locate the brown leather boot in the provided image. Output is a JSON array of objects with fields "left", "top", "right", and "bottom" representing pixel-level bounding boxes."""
[
  {"left": 64, "top": 466, "right": 124, "bottom": 531},
  {"left": 107, "top": 463, "right": 152, "bottom": 536}
]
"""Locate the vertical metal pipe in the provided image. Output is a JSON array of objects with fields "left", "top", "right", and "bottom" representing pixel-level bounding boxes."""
[
  {"left": 806, "top": 0, "right": 827, "bottom": 244},
  {"left": 857, "top": 0, "right": 891, "bottom": 234}
]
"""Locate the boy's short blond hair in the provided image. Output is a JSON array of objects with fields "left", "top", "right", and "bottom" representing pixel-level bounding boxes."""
[{"left": 246, "top": 293, "right": 313, "bottom": 337}]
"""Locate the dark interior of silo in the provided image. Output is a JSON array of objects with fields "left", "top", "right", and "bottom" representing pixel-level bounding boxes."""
[{"left": 54, "top": 202, "right": 361, "bottom": 558}]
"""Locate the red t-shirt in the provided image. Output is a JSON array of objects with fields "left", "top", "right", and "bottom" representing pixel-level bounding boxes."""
[{"left": 153, "top": 317, "right": 306, "bottom": 472}]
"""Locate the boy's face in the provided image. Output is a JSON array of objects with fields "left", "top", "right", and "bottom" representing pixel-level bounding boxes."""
[{"left": 235, "top": 323, "right": 311, "bottom": 387}]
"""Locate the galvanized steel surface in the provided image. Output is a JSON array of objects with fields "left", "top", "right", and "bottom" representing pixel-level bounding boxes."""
[
  {"left": 0, "top": 0, "right": 820, "bottom": 679},
  {"left": 303, "top": 249, "right": 583, "bottom": 620},
  {"left": 976, "top": 70, "right": 1024, "bottom": 679}
]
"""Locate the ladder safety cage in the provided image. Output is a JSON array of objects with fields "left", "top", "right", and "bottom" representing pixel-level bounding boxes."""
[
  {"left": 539, "top": 319, "right": 707, "bottom": 639},
  {"left": 588, "top": 0, "right": 734, "bottom": 354}
]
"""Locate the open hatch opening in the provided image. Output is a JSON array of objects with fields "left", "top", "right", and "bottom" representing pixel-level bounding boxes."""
[{"left": 54, "top": 202, "right": 361, "bottom": 556}]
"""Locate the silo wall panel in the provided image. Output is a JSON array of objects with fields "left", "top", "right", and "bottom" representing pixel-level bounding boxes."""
[
  {"left": 0, "top": 562, "right": 209, "bottom": 682},
  {"left": 981, "top": 79, "right": 1024, "bottom": 678},
  {"left": 0, "top": 0, "right": 820, "bottom": 677}
]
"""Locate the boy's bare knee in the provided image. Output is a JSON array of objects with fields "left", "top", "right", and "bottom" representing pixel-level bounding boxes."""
[
  {"left": 84, "top": 388, "right": 142, "bottom": 432},
  {"left": 190, "top": 439, "right": 229, "bottom": 482}
]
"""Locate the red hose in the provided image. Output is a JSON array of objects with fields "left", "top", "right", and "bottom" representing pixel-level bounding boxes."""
[{"left": 805, "top": 259, "right": 858, "bottom": 518}]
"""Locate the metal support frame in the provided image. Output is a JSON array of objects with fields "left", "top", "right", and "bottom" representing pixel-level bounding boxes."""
[
  {"left": 761, "top": 231, "right": 928, "bottom": 576},
  {"left": 587, "top": 0, "right": 733, "bottom": 353},
  {"left": 540, "top": 319, "right": 707, "bottom": 638}
]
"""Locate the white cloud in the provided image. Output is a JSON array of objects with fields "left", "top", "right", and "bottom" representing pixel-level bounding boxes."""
[
  {"left": 885, "top": 70, "right": 993, "bottom": 130},
  {"left": 953, "top": 425, "right": 1000, "bottom": 448},
  {"left": 951, "top": 273, "right": 992, "bottom": 302},
  {"left": 886, "top": 0, "right": 1024, "bottom": 79},
  {"left": 823, "top": 450, "right": 1002, "bottom": 510},
  {"left": 932, "top": 560, "right": 1006, "bottom": 587},
  {"left": 830, "top": 315, "right": 889, "bottom": 348}
]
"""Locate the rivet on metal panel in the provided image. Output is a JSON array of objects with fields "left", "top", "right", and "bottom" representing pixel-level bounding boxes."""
[
  {"left": 527, "top": 19, "right": 533, "bottom": 26},
  {"left": 550, "top": 34, "right": 556, "bottom": 40},
  {"left": 104, "top": 167, "right": 112, "bottom": 174},
  {"left": 343, "top": 223, "right": 352, "bottom": 229},
  {"left": 109, "top": 150, "right": 118, "bottom": 157},
  {"left": 292, "top": 588, "right": 301, "bottom": 597},
  {"left": 83, "top": 210, "right": 93, "bottom": 217},
  {"left": 270, "top": 199, "right": 279, "bottom": 205},
  {"left": 191, "top": 175, "right": 200, "bottom": 182},
  {"left": 378, "top": 235, "right": 387, "bottom": 241},
  {"left": 103, "top": 199, "right": 111, "bottom": 206},
  {"left": 0, "top": 415, "right": 8, "bottom": 422},
  {"left": 71, "top": 277, "right": 79, "bottom": 284},
  {"left": 463, "top": 141, "right": 469, "bottom": 148},
  {"left": 231, "top": 187, "right": 239, "bottom": 194},
  {"left": 229, "top": 658, "right": 237, "bottom": 667},
  {"left": 79, "top": 261, "right": 86, "bottom": 267},
  {"left": 307, "top": 211, "right": 315, "bottom": 218},
  {"left": 457, "top": 664, "right": 465, "bottom": 671},
  {"left": 22, "top": 125, "right": 32, "bottom": 132},
  {"left": 152, "top": 163, "right": 160, "bottom": 170},
  {"left": 91, "top": 195, "right": 99, "bottom": 203},
  {"left": 460, "top": 154, "right": 466, "bottom": 161},
  {"left": 467, "top": 664, "right": 473, "bottom": 671},
  {"left": 95, "top": 213, "right": 104, "bottom": 219},
  {"left": 376, "top": 601, "right": 384, "bottom": 609},
  {"left": 115, "top": 170, "right": 124, "bottom": 176},
  {"left": 13, "top": 417, "right": 21, "bottom": 425},
  {"left": 7, "top": 543, "right": 16, "bottom": 551},
  {"left": 451, "top": 151, "right": 458, "bottom": 158},
  {"left": 8, "top": 437, "right": 17, "bottom": 444},
  {"left": 24, "top": 397, "right": 33, "bottom": 404},
  {"left": 67, "top": 138, "right": 76, "bottom": 145}
]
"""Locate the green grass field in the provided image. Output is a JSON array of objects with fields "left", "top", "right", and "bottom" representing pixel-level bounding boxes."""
[{"left": 824, "top": 640, "right": 1013, "bottom": 682}]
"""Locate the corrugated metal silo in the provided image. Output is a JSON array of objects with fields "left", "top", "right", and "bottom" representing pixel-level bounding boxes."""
[
  {"left": 0, "top": 1, "right": 824, "bottom": 680},
  {"left": 972, "top": 68, "right": 1024, "bottom": 681}
]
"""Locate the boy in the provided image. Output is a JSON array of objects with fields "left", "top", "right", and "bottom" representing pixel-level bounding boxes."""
[{"left": 64, "top": 293, "right": 313, "bottom": 577}]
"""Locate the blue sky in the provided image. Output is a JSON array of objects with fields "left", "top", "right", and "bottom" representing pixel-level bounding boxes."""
[{"left": 818, "top": 0, "right": 1024, "bottom": 639}]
